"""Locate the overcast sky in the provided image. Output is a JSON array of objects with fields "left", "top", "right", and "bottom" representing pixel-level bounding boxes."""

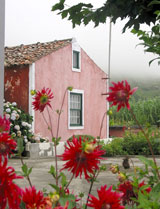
[{"left": 5, "top": 0, "right": 160, "bottom": 80}]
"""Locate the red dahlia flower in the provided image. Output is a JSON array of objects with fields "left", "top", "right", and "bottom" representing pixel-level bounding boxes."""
[
  {"left": 138, "top": 181, "right": 151, "bottom": 193},
  {"left": 107, "top": 80, "right": 137, "bottom": 112},
  {"left": 54, "top": 201, "right": 69, "bottom": 209},
  {"left": 118, "top": 180, "right": 151, "bottom": 206},
  {"left": 88, "top": 185, "right": 124, "bottom": 209},
  {"left": 22, "top": 186, "right": 46, "bottom": 209},
  {"left": 0, "top": 115, "right": 10, "bottom": 133},
  {"left": 0, "top": 132, "right": 17, "bottom": 160},
  {"left": 0, "top": 158, "right": 23, "bottom": 209},
  {"left": 32, "top": 87, "right": 54, "bottom": 112},
  {"left": 60, "top": 136, "right": 105, "bottom": 180},
  {"left": 118, "top": 180, "right": 135, "bottom": 205}
]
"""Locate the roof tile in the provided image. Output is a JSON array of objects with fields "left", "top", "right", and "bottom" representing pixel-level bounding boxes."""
[{"left": 5, "top": 39, "right": 72, "bottom": 67}]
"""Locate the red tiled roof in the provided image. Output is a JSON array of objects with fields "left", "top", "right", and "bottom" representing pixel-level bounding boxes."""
[{"left": 5, "top": 39, "right": 72, "bottom": 67}]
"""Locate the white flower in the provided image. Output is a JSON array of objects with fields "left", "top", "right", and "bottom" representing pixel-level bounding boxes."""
[
  {"left": 12, "top": 110, "right": 17, "bottom": 114},
  {"left": 6, "top": 108, "right": 11, "bottom": 113},
  {"left": 22, "top": 121, "right": 27, "bottom": 126},
  {"left": 24, "top": 138, "right": 28, "bottom": 143},
  {"left": 11, "top": 115, "right": 16, "bottom": 121},
  {"left": 16, "top": 114, "right": 20, "bottom": 120},
  {"left": 17, "top": 130, "right": 21, "bottom": 137},
  {"left": 12, "top": 132, "right": 16, "bottom": 137},
  {"left": 14, "top": 125, "right": 20, "bottom": 131},
  {"left": 18, "top": 109, "right": 21, "bottom": 113},
  {"left": 12, "top": 102, "right": 17, "bottom": 106},
  {"left": 27, "top": 124, "right": 32, "bottom": 129},
  {"left": 5, "top": 114, "right": 10, "bottom": 119},
  {"left": 24, "top": 135, "right": 27, "bottom": 139}
]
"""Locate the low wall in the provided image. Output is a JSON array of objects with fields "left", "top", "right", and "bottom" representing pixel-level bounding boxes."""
[
  {"left": 109, "top": 126, "right": 141, "bottom": 137},
  {"left": 25, "top": 142, "right": 65, "bottom": 158}
]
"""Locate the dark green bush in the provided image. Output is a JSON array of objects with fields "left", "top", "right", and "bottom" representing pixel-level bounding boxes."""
[
  {"left": 102, "top": 128, "right": 160, "bottom": 156},
  {"left": 68, "top": 134, "right": 95, "bottom": 141}
]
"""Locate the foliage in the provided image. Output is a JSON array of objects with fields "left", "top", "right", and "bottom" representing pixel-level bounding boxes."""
[
  {"left": 52, "top": 0, "right": 159, "bottom": 31},
  {"left": 2, "top": 82, "right": 160, "bottom": 208},
  {"left": 103, "top": 128, "right": 160, "bottom": 156},
  {"left": 109, "top": 97, "right": 160, "bottom": 126},
  {"left": 132, "top": 10, "right": 160, "bottom": 65},
  {"left": 68, "top": 134, "right": 95, "bottom": 141},
  {"left": 52, "top": 0, "right": 160, "bottom": 65}
]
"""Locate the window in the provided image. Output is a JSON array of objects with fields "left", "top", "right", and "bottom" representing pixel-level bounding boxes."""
[
  {"left": 68, "top": 89, "right": 84, "bottom": 129},
  {"left": 72, "top": 38, "right": 81, "bottom": 72},
  {"left": 73, "top": 50, "right": 80, "bottom": 69}
]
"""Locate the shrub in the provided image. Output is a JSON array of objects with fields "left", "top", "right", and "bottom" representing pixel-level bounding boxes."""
[
  {"left": 68, "top": 134, "right": 95, "bottom": 141},
  {"left": 102, "top": 128, "right": 160, "bottom": 156},
  {"left": 3, "top": 101, "right": 34, "bottom": 150}
]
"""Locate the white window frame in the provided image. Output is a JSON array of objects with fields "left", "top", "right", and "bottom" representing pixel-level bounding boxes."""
[
  {"left": 68, "top": 89, "right": 84, "bottom": 129},
  {"left": 72, "top": 38, "right": 81, "bottom": 72}
]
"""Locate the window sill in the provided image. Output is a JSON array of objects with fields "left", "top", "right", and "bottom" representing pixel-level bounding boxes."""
[
  {"left": 68, "top": 126, "right": 84, "bottom": 130},
  {"left": 72, "top": 68, "right": 81, "bottom": 72}
]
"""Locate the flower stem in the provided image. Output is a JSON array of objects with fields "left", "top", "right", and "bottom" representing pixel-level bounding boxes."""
[
  {"left": 20, "top": 155, "right": 32, "bottom": 187},
  {"left": 85, "top": 170, "right": 99, "bottom": 209},
  {"left": 64, "top": 151, "right": 83, "bottom": 191},
  {"left": 56, "top": 88, "right": 68, "bottom": 139},
  {"left": 129, "top": 108, "right": 160, "bottom": 180},
  {"left": 98, "top": 111, "right": 107, "bottom": 139},
  {"left": 46, "top": 107, "right": 59, "bottom": 187}
]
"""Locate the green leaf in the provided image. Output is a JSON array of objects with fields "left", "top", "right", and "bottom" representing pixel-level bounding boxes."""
[
  {"left": 60, "top": 172, "right": 67, "bottom": 187},
  {"left": 62, "top": 10, "right": 68, "bottom": 19},
  {"left": 138, "top": 156, "right": 156, "bottom": 169},
  {"left": 17, "top": 137, "right": 24, "bottom": 154},
  {"left": 148, "top": 1, "right": 160, "bottom": 6},
  {"left": 20, "top": 201, "right": 27, "bottom": 209},
  {"left": 49, "top": 184, "right": 60, "bottom": 192},
  {"left": 152, "top": 182, "right": 160, "bottom": 192},
  {"left": 149, "top": 57, "right": 160, "bottom": 66},
  {"left": 49, "top": 165, "right": 56, "bottom": 178},
  {"left": 28, "top": 167, "right": 32, "bottom": 176},
  {"left": 22, "top": 163, "right": 28, "bottom": 175},
  {"left": 21, "top": 163, "right": 32, "bottom": 177},
  {"left": 59, "top": 194, "right": 76, "bottom": 209}
]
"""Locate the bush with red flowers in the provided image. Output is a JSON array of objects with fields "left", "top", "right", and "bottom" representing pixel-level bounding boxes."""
[{"left": 1, "top": 82, "right": 160, "bottom": 208}]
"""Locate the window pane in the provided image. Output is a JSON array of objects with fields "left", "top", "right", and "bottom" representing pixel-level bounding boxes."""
[
  {"left": 73, "top": 51, "right": 79, "bottom": 69},
  {"left": 70, "top": 93, "right": 82, "bottom": 126}
]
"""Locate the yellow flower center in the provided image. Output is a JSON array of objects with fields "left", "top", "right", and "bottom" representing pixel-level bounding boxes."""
[
  {"left": 85, "top": 143, "right": 95, "bottom": 154},
  {"left": 40, "top": 94, "right": 48, "bottom": 104}
]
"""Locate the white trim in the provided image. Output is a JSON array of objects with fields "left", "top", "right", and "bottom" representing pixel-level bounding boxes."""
[
  {"left": 0, "top": 0, "right": 5, "bottom": 116},
  {"left": 72, "top": 39, "right": 81, "bottom": 72},
  {"left": 68, "top": 89, "right": 84, "bottom": 130},
  {"left": 29, "top": 63, "right": 35, "bottom": 132}
]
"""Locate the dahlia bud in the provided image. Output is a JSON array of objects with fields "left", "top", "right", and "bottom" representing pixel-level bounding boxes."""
[
  {"left": 110, "top": 165, "right": 119, "bottom": 174},
  {"left": 30, "top": 89, "right": 36, "bottom": 96},
  {"left": 85, "top": 143, "right": 95, "bottom": 154},
  {"left": 107, "top": 110, "right": 113, "bottom": 116},
  {"left": 118, "top": 172, "right": 126, "bottom": 183},
  {"left": 67, "top": 86, "right": 73, "bottom": 91},
  {"left": 50, "top": 193, "right": 60, "bottom": 203}
]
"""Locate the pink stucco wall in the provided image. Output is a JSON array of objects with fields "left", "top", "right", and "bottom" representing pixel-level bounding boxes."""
[{"left": 34, "top": 44, "right": 107, "bottom": 141}]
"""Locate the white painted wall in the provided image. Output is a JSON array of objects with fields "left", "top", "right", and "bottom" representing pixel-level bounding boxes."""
[{"left": 0, "top": 0, "right": 5, "bottom": 116}]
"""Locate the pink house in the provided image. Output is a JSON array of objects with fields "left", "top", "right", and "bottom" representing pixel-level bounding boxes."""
[{"left": 4, "top": 38, "right": 107, "bottom": 141}]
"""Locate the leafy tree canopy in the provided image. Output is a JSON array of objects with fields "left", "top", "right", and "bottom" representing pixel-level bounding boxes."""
[{"left": 52, "top": 0, "right": 160, "bottom": 32}]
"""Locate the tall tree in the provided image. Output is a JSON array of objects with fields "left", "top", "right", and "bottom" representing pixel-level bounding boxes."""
[{"left": 52, "top": 0, "right": 160, "bottom": 63}]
